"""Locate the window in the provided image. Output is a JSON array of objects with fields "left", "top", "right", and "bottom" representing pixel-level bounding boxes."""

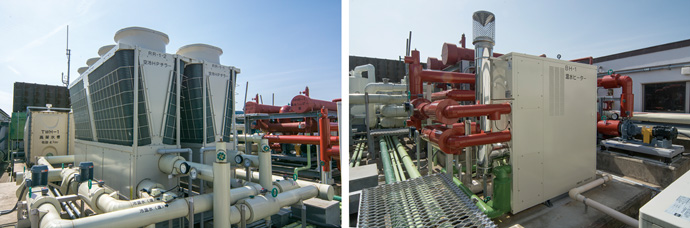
[{"left": 643, "top": 82, "right": 686, "bottom": 113}]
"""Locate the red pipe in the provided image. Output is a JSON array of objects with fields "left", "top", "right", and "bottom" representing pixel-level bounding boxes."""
[
  {"left": 443, "top": 102, "right": 511, "bottom": 120},
  {"left": 420, "top": 123, "right": 480, "bottom": 144},
  {"left": 597, "top": 74, "right": 634, "bottom": 117},
  {"left": 405, "top": 50, "right": 476, "bottom": 96},
  {"left": 443, "top": 130, "right": 512, "bottom": 154},
  {"left": 318, "top": 108, "right": 334, "bottom": 171},
  {"left": 570, "top": 57, "right": 593, "bottom": 65},
  {"left": 441, "top": 43, "right": 503, "bottom": 66},
  {"left": 245, "top": 102, "right": 282, "bottom": 114},
  {"left": 417, "top": 99, "right": 511, "bottom": 124},
  {"left": 597, "top": 120, "right": 621, "bottom": 136},
  {"left": 290, "top": 95, "right": 338, "bottom": 113},
  {"left": 427, "top": 57, "right": 449, "bottom": 70},
  {"left": 255, "top": 120, "right": 318, "bottom": 133},
  {"left": 431, "top": 89, "right": 475, "bottom": 101},
  {"left": 263, "top": 135, "right": 339, "bottom": 145},
  {"left": 270, "top": 143, "right": 282, "bottom": 152},
  {"left": 279, "top": 105, "right": 292, "bottom": 113}
]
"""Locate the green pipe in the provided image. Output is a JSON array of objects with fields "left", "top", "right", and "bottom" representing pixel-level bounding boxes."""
[
  {"left": 333, "top": 195, "right": 342, "bottom": 201},
  {"left": 387, "top": 136, "right": 405, "bottom": 181},
  {"left": 441, "top": 167, "right": 505, "bottom": 218},
  {"left": 294, "top": 145, "right": 311, "bottom": 179},
  {"left": 392, "top": 137, "right": 421, "bottom": 179},
  {"left": 350, "top": 143, "right": 361, "bottom": 167},
  {"left": 355, "top": 142, "right": 365, "bottom": 167},
  {"left": 379, "top": 138, "right": 396, "bottom": 184}
]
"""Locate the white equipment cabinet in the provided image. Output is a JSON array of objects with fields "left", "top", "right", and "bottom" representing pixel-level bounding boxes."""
[
  {"left": 640, "top": 170, "right": 690, "bottom": 228},
  {"left": 490, "top": 53, "right": 598, "bottom": 213}
]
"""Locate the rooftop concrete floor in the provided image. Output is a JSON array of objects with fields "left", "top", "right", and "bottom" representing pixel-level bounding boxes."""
[
  {"left": 495, "top": 173, "right": 653, "bottom": 228},
  {"left": 0, "top": 182, "right": 19, "bottom": 228}
]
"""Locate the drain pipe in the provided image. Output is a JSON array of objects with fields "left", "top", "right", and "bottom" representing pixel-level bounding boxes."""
[
  {"left": 293, "top": 144, "right": 311, "bottom": 178},
  {"left": 569, "top": 175, "right": 639, "bottom": 227},
  {"left": 379, "top": 137, "right": 396, "bottom": 184},
  {"left": 392, "top": 137, "right": 421, "bottom": 179},
  {"left": 213, "top": 142, "right": 231, "bottom": 228}
]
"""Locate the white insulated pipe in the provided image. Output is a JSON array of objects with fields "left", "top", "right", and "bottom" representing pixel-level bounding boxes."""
[
  {"left": 243, "top": 185, "right": 318, "bottom": 223},
  {"left": 157, "top": 154, "right": 304, "bottom": 195},
  {"left": 380, "top": 117, "right": 407, "bottom": 128},
  {"left": 213, "top": 142, "right": 231, "bottom": 228},
  {"left": 361, "top": 83, "right": 408, "bottom": 127},
  {"left": 380, "top": 104, "right": 407, "bottom": 117},
  {"left": 78, "top": 181, "right": 165, "bottom": 214},
  {"left": 40, "top": 155, "right": 75, "bottom": 165},
  {"left": 34, "top": 186, "right": 319, "bottom": 228},
  {"left": 349, "top": 94, "right": 408, "bottom": 105},
  {"left": 259, "top": 139, "right": 273, "bottom": 190},
  {"left": 568, "top": 175, "right": 639, "bottom": 227},
  {"left": 235, "top": 168, "right": 334, "bottom": 201},
  {"left": 229, "top": 133, "right": 264, "bottom": 143}
]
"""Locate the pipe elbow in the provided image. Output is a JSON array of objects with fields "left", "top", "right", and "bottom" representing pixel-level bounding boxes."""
[{"left": 618, "top": 76, "right": 633, "bottom": 92}]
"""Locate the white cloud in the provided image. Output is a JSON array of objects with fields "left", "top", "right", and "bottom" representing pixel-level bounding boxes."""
[{"left": 7, "top": 65, "right": 21, "bottom": 76}]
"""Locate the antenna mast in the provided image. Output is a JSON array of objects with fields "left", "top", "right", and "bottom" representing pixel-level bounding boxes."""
[{"left": 62, "top": 25, "right": 71, "bottom": 86}]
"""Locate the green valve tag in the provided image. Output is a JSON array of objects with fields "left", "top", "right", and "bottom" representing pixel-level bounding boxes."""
[
  {"left": 262, "top": 145, "right": 270, "bottom": 152},
  {"left": 608, "top": 69, "right": 613, "bottom": 75},
  {"left": 293, "top": 173, "right": 298, "bottom": 181},
  {"left": 217, "top": 151, "right": 226, "bottom": 161},
  {"left": 88, "top": 179, "right": 92, "bottom": 190},
  {"left": 271, "top": 188, "right": 278, "bottom": 197}
]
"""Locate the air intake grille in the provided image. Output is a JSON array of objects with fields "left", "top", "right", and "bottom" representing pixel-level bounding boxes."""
[
  {"left": 180, "top": 64, "right": 214, "bottom": 143},
  {"left": 549, "top": 66, "right": 565, "bottom": 116},
  {"left": 162, "top": 61, "right": 185, "bottom": 145},
  {"left": 87, "top": 50, "right": 151, "bottom": 146},
  {"left": 358, "top": 174, "right": 497, "bottom": 227},
  {"left": 222, "top": 71, "right": 235, "bottom": 142},
  {"left": 69, "top": 80, "right": 93, "bottom": 141}
]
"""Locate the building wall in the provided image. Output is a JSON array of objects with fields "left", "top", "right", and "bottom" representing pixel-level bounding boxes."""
[{"left": 595, "top": 46, "right": 690, "bottom": 113}]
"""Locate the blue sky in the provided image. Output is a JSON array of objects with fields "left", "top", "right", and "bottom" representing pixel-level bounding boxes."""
[
  {"left": 350, "top": 0, "right": 690, "bottom": 62},
  {"left": 0, "top": 0, "right": 341, "bottom": 114}
]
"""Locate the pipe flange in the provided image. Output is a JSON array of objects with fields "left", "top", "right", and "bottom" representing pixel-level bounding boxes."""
[
  {"left": 59, "top": 169, "right": 79, "bottom": 195},
  {"left": 79, "top": 184, "right": 113, "bottom": 213},
  {"left": 438, "top": 126, "right": 465, "bottom": 155},
  {"left": 27, "top": 194, "right": 62, "bottom": 214},
  {"left": 433, "top": 99, "right": 460, "bottom": 125},
  {"left": 410, "top": 98, "right": 431, "bottom": 120}
]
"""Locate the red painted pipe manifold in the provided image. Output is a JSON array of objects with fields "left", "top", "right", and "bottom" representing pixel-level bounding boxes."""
[
  {"left": 597, "top": 74, "right": 634, "bottom": 118},
  {"left": 413, "top": 98, "right": 511, "bottom": 125},
  {"left": 405, "top": 50, "right": 476, "bottom": 96},
  {"left": 421, "top": 125, "right": 511, "bottom": 154},
  {"left": 290, "top": 95, "right": 338, "bottom": 113},
  {"left": 244, "top": 102, "right": 282, "bottom": 114}
]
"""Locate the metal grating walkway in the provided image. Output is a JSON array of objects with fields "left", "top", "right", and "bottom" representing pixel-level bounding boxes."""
[{"left": 358, "top": 174, "right": 497, "bottom": 228}]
